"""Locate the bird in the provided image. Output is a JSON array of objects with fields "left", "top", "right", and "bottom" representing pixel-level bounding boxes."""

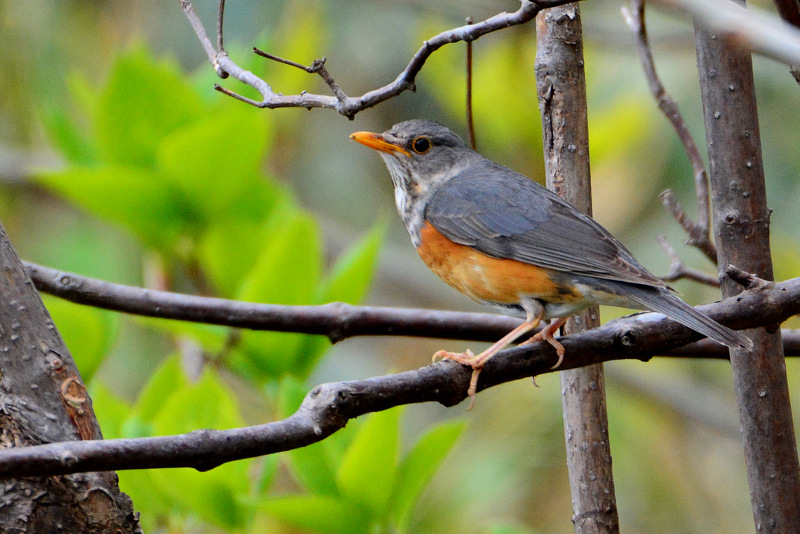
[{"left": 350, "top": 119, "right": 753, "bottom": 406}]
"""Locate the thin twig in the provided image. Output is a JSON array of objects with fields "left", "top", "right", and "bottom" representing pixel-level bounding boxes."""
[
  {"left": 1, "top": 275, "right": 799, "bottom": 480},
  {"left": 216, "top": 0, "right": 225, "bottom": 53},
  {"left": 657, "top": 235, "right": 720, "bottom": 287},
  {"left": 623, "top": 0, "right": 716, "bottom": 263},
  {"left": 465, "top": 17, "right": 477, "bottom": 150},
  {"left": 659, "top": 190, "right": 717, "bottom": 264},
  {"left": 179, "top": 0, "right": 578, "bottom": 118}
]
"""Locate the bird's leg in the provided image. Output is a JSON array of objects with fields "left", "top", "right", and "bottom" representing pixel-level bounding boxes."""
[
  {"left": 519, "top": 317, "right": 567, "bottom": 369},
  {"left": 434, "top": 309, "right": 544, "bottom": 408}
]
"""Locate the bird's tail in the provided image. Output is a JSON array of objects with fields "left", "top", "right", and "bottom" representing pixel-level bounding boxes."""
[{"left": 623, "top": 285, "right": 753, "bottom": 351}]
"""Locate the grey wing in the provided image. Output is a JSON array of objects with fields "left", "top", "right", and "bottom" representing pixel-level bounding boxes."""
[{"left": 424, "top": 159, "right": 667, "bottom": 288}]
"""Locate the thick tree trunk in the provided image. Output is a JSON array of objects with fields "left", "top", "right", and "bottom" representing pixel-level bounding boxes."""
[{"left": 0, "top": 222, "right": 140, "bottom": 533}]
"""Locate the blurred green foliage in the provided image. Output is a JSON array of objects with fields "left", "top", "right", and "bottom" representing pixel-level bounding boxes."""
[{"left": 2, "top": 0, "right": 800, "bottom": 533}]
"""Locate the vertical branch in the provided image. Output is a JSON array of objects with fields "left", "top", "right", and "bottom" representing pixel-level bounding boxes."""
[
  {"left": 535, "top": 5, "right": 619, "bottom": 533},
  {"left": 465, "top": 17, "right": 477, "bottom": 150},
  {"left": 216, "top": 0, "right": 226, "bottom": 52},
  {"left": 694, "top": 4, "right": 800, "bottom": 530}
]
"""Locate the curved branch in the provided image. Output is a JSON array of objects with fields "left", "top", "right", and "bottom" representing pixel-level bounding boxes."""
[
  {"left": 2, "top": 276, "right": 799, "bottom": 479},
  {"left": 24, "top": 261, "right": 522, "bottom": 343},
  {"left": 180, "top": 0, "right": 577, "bottom": 118}
]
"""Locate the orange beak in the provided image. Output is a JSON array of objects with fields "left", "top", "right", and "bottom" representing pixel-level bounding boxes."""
[{"left": 350, "top": 131, "right": 411, "bottom": 157}]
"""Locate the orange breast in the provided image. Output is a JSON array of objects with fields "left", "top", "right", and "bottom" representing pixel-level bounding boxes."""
[{"left": 415, "top": 221, "right": 580, "bottom": 305}]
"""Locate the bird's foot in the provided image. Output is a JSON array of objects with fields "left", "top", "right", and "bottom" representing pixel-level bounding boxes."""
[
  {"left": 432, "top": 349, "right": 483, "bottom": 410},
  {"left": 432, "top": 348, "right": 475, "bottom": 365},
  {"left": 519, "top": 317, "right": 567, "bottom": 369}
]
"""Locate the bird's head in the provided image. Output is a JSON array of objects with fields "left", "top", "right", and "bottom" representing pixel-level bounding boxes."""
[{"left": 350, "top": 120, "right": 476, "bottom": 200}]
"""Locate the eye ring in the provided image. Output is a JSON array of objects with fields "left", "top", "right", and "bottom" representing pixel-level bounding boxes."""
[{"left": 412, "top": 136, "right": 431, "bottom": 154}]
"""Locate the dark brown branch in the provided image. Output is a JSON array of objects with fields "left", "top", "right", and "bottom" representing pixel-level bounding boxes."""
[
  {"left": 179, "top": 0, "right": 578, "bottom": 118},
  {"left": 623, "top": 0, "right": 716, "bottom": 263},
  {"left": 1, "top": 276, "right": 799, "bottom": 480},
  {"left": 695, "top": 13, "right": 800, "bottom": 527},
  {"left": 23, "top": 261, "right": 800, "bottom": 356},
  {"left": 24, "top": 261, "right": 524, "bottom": 343},
  {"left": 657, "top": 235, "right": 719, "bottom": 287}
]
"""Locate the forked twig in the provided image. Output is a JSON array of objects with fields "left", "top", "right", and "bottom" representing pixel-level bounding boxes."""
[
  {"left": 657, "top": 235, "right": 720, "bottom": 287},
  {"left": 179, "top": 0, "right": 575, "bottom": 119},
  {"left": 622, "top": 0, "right": 717, "bottom": 264}
]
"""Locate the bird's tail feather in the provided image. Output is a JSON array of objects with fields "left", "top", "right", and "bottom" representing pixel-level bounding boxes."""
[{"left": 624, "top": 285, "right": 753, "bottom": 351}]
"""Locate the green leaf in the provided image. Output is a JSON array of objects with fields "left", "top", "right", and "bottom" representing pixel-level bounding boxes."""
[
  {"left": 292, "top": 222, "right": 386, "bottom": 376},
  {"left": 149, "top": 368, "right": 249, "bottom": 529},
  {"left": 319, "top": 220, "right": 385, "bottom": 305},
  {"left": 390, "top": 419, "right": 466, "bottom": 532},
  {"left": 198, "top": 193, "right": 293, "bottom": 298},
  {"left": 259, "top": 496, "right": 369, "bottom": 534},
  {"left": 117, "top": 470, "right": 173, "bottom": 530},
  {"left": 94, "top": 45, "right": 203, "bottom": 167},
  {"left": 136, "top": 316, "right": 230, "bottom": 355},
  {"left": 156, "top": 108, "right": 271, "bottom": 221},
  {"left": 35, "top": 166, "right": 187, "bottom": 250},
  {"left": 39, "top": 105, "right": 96, "bottom": 166},
  {"left": 87, "top": 382, "right": 132, "bottom": 439},
  {"left": 234, "top": 210, "right": 323, "bottom": 379},
  {"left": 336, "top": 407, "right": 401, "bottom": 517},
  {"left": 236, "top": 210, "right": 322, "bottom": 305},
  {"left": 278, "top": 378, "right": 339, "bottom": 496},
  {"left": 131, "top": 354, "right": 188, "bottom": 422},
  {"left": 485, "top": 525, "right": 539, "bottom": 534},
  {"left": 43, "top": 296, "right": 116, "bottom": 383}
]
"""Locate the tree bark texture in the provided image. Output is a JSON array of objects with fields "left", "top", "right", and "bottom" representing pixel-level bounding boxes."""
[
  {"left": 536, "top": 5, "right": 620, "bottom": 533},
  {"left": 694, "top": 7, "right": 800, "bottom": 532},
  {"left": 0, "top": 222, "right": 140, "bottom": 533}
]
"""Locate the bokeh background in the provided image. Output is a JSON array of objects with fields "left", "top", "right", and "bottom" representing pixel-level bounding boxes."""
[{"left": 1, "top": 0, "right": 799, "bottom": 532}]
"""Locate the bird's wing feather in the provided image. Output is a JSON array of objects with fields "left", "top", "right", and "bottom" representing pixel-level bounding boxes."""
[{"left": 424, "top": 159, "right": 666, "bottom": 288}]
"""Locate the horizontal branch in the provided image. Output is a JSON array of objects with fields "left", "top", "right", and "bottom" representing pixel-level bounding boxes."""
[
  {"left": 24, "top": 261, "right": 800, "bottom": 355},
  {"left": 181, "top": 0, "right": 576, "bottom": 118},
  {"left": 2, "top": 275, "right": 799, "bottom": 479},
  {"left": 24, "top": 261, "right": 521, "bottom": 343}
]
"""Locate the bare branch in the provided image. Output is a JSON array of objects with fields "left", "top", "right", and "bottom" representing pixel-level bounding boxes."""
[
  {"left": 216, "top": 0, "right": 225, "bottom": 53},
  {"left": 623, "top": 0, "right": 716, "bottom": 262},
  {"left": 23, "top": 261, "right": 524, "bottom": 343},
  {"left": 1, "top": 276, "right": 799, "bottom": 480},
  {"left": 659, "top": 189, "right": 717, "bottom": 264},
  {"left": 465, "top": 17, "right": 477, "bottom": 150},
  {"left": 657, "top": 235, "right": 719, "bottom": 287},
  {"left": 179, "top": 0, "right": 578, "bottom": 118},
  {"left": 24, "top": 261, "right": 800, "bottom": 355}
]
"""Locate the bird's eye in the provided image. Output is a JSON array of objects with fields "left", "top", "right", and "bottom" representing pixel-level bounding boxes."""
[{"left": 412, "top": 136, "right": 431, "bottom": 154}]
